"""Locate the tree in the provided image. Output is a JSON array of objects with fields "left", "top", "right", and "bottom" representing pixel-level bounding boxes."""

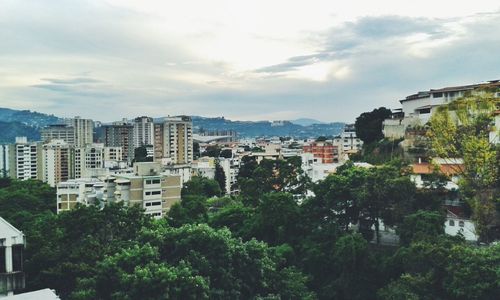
[
  {"left": 238, "top": 157, "right": 310, "bottom": 205},
  {"left": 181, "top": 177, "right": 221, "bottom": 198},
  {"left": 396, "top": 210, "right": 445, "bottom": 245},
  {"left": 214, "top": 161, "right": 226, "bottom": 195},
  {"left": 139, "top": 223, "right": 315, "bottom": 299},
  {"left": 167, "top": 195, "right": 208, "bottom": 227},
  {"left": 355, "top": 107, "right": 392, "bottom": 144},
  {"left": 201, "top": 145, "right": 220, "bottom": 157},
  {"left": 24, "top": 203, "right": 152, "bottom": 299},
  {"left": 249, "top": 193, "right": 302, "bottom": 246},
  {"left": 72, "top": 244, "right": 209, "bottom": 300},
  {"left": 427, "top": 92, "right": 499, "bottom": 242},
  {"left": 219, "top": 149, "right": 233, "bottom": 158},
  {"left": 133, "top": 146, "right": 153, "bottom": 162},
  {"left": 193, "top": 141, "right": 200, "bottom": 159}
]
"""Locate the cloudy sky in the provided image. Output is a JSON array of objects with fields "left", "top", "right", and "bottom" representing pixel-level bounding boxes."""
[{"left": 1, "top": 0, "right": 500, "bottom": 122}]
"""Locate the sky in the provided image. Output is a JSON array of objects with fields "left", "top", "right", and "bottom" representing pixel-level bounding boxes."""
[{"left": 1, "top": 0, "right": 500, "bottom": 123}]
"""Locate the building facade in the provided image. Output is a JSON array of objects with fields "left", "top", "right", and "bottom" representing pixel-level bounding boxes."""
[
  {"left": 333, "top": 124, "right": 363, "bottom": 157},
  {"left": 0, "top": 217, "right": 25, "bottom": 296},
  {"left": 41, "top": 124, "right": 76, "bottom": 145},
  {"left": 56, "top": 162, "right": 182, "bottom": 218},
  {"left": 103, "top": 122, "right": 134, "bottom": 164},
  {"left": 383, "top": 80, "right": 500, "bottom": 139},
  {"left": 154, "top": 116, "right": 193, "bottom": 164},
  {"left": 64, "top": 116, "right": 94, "bottom": 147},
  {"left": 74, "top": 144, "right": 105, "bottom": 179},
  {"left": 303, "top": 141, "right": 339, "bottom": 164},
  {"left": 7, "top": 137, "right": 43, "bottom": 181},
  {"left": 42, "top": 140, "right": 74, "bottom": 187},
  {"left": 133, "top": 116, "right": 154, "bottom": 149}
]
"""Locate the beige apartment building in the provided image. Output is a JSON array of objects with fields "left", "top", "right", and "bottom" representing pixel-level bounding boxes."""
[
  {"left": 154, "top": 116, "right": 193, "bottom": 164},
  {"left": 42, "top": 139, "right": 74, "bottom": 187},
  {"left": 56, "top": 162, "right": 182, "bottom": 218},
  {"left": 65, "top": 116, "right": 94, "bottom": 147}
]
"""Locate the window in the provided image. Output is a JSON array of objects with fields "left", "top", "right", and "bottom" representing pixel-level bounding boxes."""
[
  {"left": 12, "top": 245, "right": 23, "bottom": 272},
  {"left": 0, "top": 246, "right": 6, "bottom": 273},
  {"left": 459, "top": 221, "right": 464, "bottom": 227},
  {"left": 449, "top": 220, "right": 455, "bottom": 226},
  {"left": 433, "top": 92, "right": 443, "bottom": 98}
]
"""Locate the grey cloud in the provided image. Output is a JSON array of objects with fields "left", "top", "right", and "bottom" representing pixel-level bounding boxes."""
[
  {"left": 2, "top": 1, "right": 500, "bottom": 123},
  {"left": 41, "top": 77, "right": 102, "bottom": 85}
]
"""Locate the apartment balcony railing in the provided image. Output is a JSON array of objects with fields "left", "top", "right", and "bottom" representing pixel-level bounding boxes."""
[{"left": 0, "top": 271, "right": 25, "bottom": 295}]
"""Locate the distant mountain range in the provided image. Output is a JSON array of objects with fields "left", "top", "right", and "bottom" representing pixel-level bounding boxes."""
[
  {"left": 290, "top": 118, "right": 325, "bottom": 126},
  {"left": 0, "top": 108, "right": 62, "bottom": 143},
  {"left": 192, "top": 116, "right": 344, "bottom": 138},
  {"left": 0, "top": 107, "right": 345, "bottom": 143}
]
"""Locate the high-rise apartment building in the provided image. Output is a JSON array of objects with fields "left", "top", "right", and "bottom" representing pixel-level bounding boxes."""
[
  {"left": 74, "top": 144, "right": 105, "bottom": 179},
  {"left": 42, "top": 140, "right": 74, "bottom": 187},
  {"left": 41, "top": 124, "right": 75, "bottom": 145},
  {"left": 133, "top": 116, "right": 154, "bottom": 149},
  {"left": 103, "top": 122, "right": 134, "bottom": 164},
  {"left": 65, "top": 116, "right": 94, "bottom": 147},
  {"left": 154, "top": 116, "right": 193, "bottom": 164},
  {"left": 7, "top": 137, "right": 43, "bottom": 181}
]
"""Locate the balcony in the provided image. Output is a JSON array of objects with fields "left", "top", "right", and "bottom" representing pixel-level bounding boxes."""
[{"left": 0, "top": 272, "right": 25, "bottom": 295}]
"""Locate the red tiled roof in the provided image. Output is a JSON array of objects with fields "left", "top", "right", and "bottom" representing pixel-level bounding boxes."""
[{"left": 412, "top": 163, "right": 464, "bottom": 176}]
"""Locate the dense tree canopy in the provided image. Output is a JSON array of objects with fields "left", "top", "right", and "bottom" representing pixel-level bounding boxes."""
[
  {"left": 1, "top": 154, "right": 499, "bottom": 300},
  {"left": 354, "top": 107, "right": 392, "bottom": 144},
  {"left": 427, "top": 92, "right": 500, "bottom": 242}
]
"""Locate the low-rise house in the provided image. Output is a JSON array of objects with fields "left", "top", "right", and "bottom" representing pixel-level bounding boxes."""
[{"left": 0, "top": 217, "right": 25, "bottom": 296}]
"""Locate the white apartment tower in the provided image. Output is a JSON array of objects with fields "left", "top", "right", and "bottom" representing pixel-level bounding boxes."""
[
  {"left": 7, "top": 137, "right": 42, "bottom": 181},
  {"left": 74, "top": 144, "right": 105, "bottom": 179},
  {"left": 133, "top": 116, "right": 154, "bottom": 149},
  {"left": 42, "top": 140, "right": 74, "bottom": 187},
  {"left": 65, "top": 116, "right": 94, "bottom": 147}
]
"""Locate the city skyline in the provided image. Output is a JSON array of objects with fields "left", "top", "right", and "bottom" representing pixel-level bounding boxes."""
[{"left": 1, "top": 0, "right": 500, "bottom": 122}]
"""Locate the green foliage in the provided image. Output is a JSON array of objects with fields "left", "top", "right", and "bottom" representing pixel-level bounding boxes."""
[
  {"left": 238, "top": 157, "right": 310, "bottom": 205},
  {"left": 182, "top": 176, "right": 221, "bottom": 198},
  {"left": 25, "top": 204, "right": 152, "bottom": 298},
  {"left": 427, "top": 91, "right": 500, "bottom": 242},
  {"left": 5, "top": 160, "right": 499, "bottom": 300},
  {"left": 167, "top": 195, "right": 208, "bottom": 227},
  {"left": 219, "top": 149, "right": 233, "bottom": 158},
  {"left": 355, "top": 107, "right": 392, "bottom": 144},
  {"left": 351, "top": 139, "right": 404, "bottom": 164},
  {"left": 214, "top": 161, "right": 226, "bottom": 194},
  {"left": 133, "top": 146, "right": 153, "bottom": 162},
  {"left": 386, "top": 236, "right": 500, "bottom": 300},
  {"left": 396, "top": 210, "right": 445, "bottom": 245},
  {"left": 0, "top": 179, "right": 55, "bottom": 228},
  {"left": 248, "top": 193, "right": 302, "bottom": 246},
  {"left": 201, "top": 145, "right": 221, "bottom": 157}
]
